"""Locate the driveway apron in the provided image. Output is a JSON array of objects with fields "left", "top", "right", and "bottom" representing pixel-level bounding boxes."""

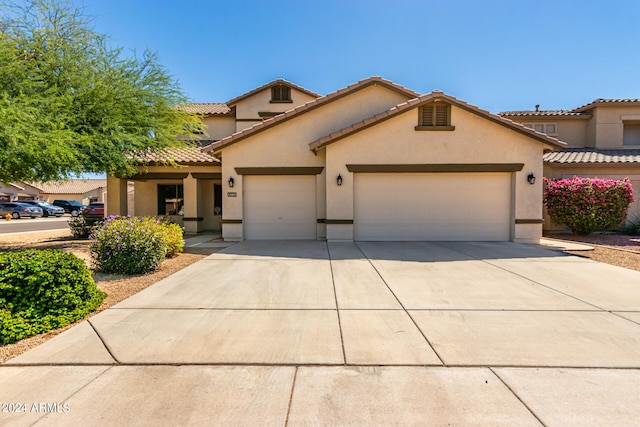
[{"left": 3, "top": 240, "right": 640, "bottom": 426}]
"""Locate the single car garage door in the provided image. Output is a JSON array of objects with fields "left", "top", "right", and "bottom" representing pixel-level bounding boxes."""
[
  {"left": 354, "top": 172, "right": 512, "bottom": 241},
  {"left": 244, "top": 175, "right": 317, "bottom": 239}
]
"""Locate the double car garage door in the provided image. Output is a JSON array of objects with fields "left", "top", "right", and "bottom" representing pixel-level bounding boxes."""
[{"left": 243, "top": 173, "right": 512, "bottom": 241}]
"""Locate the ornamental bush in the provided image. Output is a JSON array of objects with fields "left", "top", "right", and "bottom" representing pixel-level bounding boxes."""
[
  {"left": 68, "top": 215, "right": 102, "bottom": 238},
  {"left": 0, "top": 249, "right": 106, "bottom": 344},
  {"left": 89, "top": 216, "right": 184, "bottom": 275},
  {"left": 544, "top": 177, "right": 634, "bottom": 235}
]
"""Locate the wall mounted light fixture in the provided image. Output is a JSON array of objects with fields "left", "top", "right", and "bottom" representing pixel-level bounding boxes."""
[
  {"left": 228, "top": 177, "right": 235, "bottom": 188},
  {"left": 337, "top": 174, "right": 343, "bottom": 186},
  {"left": 527, "top": 173, "right": 536, "bottom": 185}
]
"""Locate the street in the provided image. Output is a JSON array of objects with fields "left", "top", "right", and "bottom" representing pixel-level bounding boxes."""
[{"left": 0, "top": 216, "right": 70, "bottom": 234}]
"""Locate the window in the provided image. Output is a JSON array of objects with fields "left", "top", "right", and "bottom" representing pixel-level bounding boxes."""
[
  {"left": 522, "top": 123, "right": 557, "bottom": 135},
  {"left": 157, "top": 184, "right": 184, "bottom": 215},
  {"left": 623, "top": 123, "right": 640, "bottom": 146},
  {"left": 416, "top": 102, "right": 454, "bottom": 130},
  {"left": 271, "top": 85, "right": 291, "bottom": 103}
]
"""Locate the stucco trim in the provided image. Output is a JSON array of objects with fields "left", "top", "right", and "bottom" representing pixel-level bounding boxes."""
[
  {"left": 515, "top": 219, "right": 544, "bottom": 224},
  {"left": 346, "top": 164, "right": 524, "bottom": 173},
  {"left": 183, "top": 217, "right": 204, "bottom": 222},
  {"left": 128, "top": 173, "right": 190, "bottom": 180},
  {"left": 414, "top": 125, "right": 455, "bottom": 131},
  {"left": 191, "top": 173, "right": 222, "bottom": 179},
  {"left": 325, "top": 219, "right": 354, "bottom": 224},
  {"left": 222, "top": 219, "right": 243, "bottom": 224},
  {"left": 317, "top": 219, "right": 326, "bottom": 223},
  {"left": 235, "top": 167, "right": 324, "bottom": 175}
]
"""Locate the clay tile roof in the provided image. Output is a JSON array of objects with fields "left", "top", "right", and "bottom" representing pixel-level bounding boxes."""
[
  {"left": 572, "top": 98, "right": 640, "bottom": 112},
  {"left": 134, "top": 146, "right": 220, "bottom": 164},
  {"left": 498, "top": 110, "right": 590, "bottom": 117},
  {"left": 309, "top": 90, "right": 566, "bottom": 152},
  {"left": 177, "top": 103, "right": 232, "bottom": 116},
  {"left": 203, "top": 76, "right": 421, "bottom": 153},
  {"left": 225, "top": 78, "right": 321, "bottom": 106},
  {"left": 29, "top": 179, "right": 107, "bottom": 194},
  {"left": 544, "top": 148, "right": 640, "bottom": 164}
]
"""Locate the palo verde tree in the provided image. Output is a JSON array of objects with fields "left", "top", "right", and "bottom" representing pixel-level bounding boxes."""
[{"left": 0, "top": 0, "right": 201, "bottom": 183}]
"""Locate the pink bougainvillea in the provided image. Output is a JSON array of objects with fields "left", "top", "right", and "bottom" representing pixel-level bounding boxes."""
[{"left": 543, "top": 176, "right": 634, "bottom": 234}]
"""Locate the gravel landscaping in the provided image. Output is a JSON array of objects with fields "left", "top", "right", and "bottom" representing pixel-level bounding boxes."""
[{"left": 545, "top": 232, "right": 640, "bottom": 272}]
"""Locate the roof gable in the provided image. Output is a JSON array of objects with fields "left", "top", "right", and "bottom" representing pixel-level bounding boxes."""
[
  {"left": 572, "top": 98, "right": 640, "bottom": 112},
  {"left": 225, "top": 78, "right": 320, "bottom": 107},
  {"left": 203, "top": 76, "right": 421, "bottom": 154},
  {"left": 309, "top": 91, "right": 566, "bottom": 152}
]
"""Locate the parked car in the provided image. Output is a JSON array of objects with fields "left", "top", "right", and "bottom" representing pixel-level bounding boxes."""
[
  {"left": 19, "top": 200, "right": 65, "bottom": 217},
  {"left": 82, "top": 202, "right": 104, "bottom": 219},
  {"left": 52, "top": 199, "right": 86, "bottom": 217},
  {"left": 0, "top": 202, "right": 43, "bottom": 219}
]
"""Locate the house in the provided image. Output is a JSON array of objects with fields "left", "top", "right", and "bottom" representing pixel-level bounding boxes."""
[
  {"left": 500, "top": 99, "right": 640, "bottom": 229},
  {"left": 0, "top": 180, "right": 105, "bottom": 204},
  {"left": 107, "top": 77, "right": 564, "bottom": 242},
  {"left": 0, "top": 182, "right": 39, "bottom": 202},
  {"left": 28, "top": 180, "right": 107, "bottom": 205}
]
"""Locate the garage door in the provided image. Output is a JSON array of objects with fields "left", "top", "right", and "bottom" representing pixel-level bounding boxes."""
[
  {"left": 244, "top": 175, "right": 316, "bottom": 239},
  {"left": 354, "top": 172, "right": 511, "bottom": 241}
]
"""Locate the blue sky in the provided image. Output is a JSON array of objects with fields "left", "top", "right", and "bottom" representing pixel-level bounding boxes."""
[{"left": 78, "top": 0, "right": 640, "bottom": 113}]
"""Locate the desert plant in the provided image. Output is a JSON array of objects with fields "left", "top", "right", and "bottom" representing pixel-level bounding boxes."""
[
  {"left": 68, "top": 215, "right": 102, "bottom": 238},
  {"left": 544, "top": 177, "right": 634, "bottom": 235},
  {"left": 621, "top": 214, "right": 640, "bottom": 235},
  {"left": 89, "top": 216, "right": 184, "bottom": 274},
  {"left": 0, "top": 249, "right": 105, "bottom": 344}
]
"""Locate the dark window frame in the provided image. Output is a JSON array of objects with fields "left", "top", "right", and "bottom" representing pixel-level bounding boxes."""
[
  {"left": 270, "top": 85, "right": 292, "bottom": 103},
  {"left": 157, "top": 184, "right": 184, "bottom": 215}
]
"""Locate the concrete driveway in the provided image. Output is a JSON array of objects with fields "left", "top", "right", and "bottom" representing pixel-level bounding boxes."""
[{"left": 3, "top": 241, "right": 640, "bottom": 426}]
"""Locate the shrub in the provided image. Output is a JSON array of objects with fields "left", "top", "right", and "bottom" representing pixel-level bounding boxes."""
[
  {"left": 0, "top": 249, "right": 106, "bottom": 344},
  {"left": 68, "top": 215, "right": 102, "bottom": 238},
  {"left": 544, "top": 176, "right": 634, "bottom": 235},
  {"left": 89, "top": 216, "right": 184, "bottom": 275},
  {"left": 161, "top": 222, "right": 185, "bottom": 258}
]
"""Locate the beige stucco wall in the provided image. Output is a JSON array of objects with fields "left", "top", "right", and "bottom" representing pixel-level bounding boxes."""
[
  {"left": 201, "top": 116, "right": 235, "bottom": 141},
  {"left": 584, "top": 105, "right": 640, "bottom": 148},
  {"left": 219, "top": 84, "right": 413, "bottom": 240},
  {"left": 324, "top": 104, "right": 551, "bottom": 242},
  {"left": 507, "top": 117, "right": 589, "bottom": 148},
  {"left": 234, "top": 88, "right": 317, "bottom": 121}
]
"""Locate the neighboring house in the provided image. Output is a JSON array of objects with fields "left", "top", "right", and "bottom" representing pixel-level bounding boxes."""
[
  {"left": 0, "top": 182, "right": 39, "bottom": 201},
  {"left": 500, "top": 99, "right": 640, "bottom": 229},
  {"left": 28, "top": 180, "right": 107, "bottom": 205},
  {"left": 107, "top": 77, "right": 564, "bottom": 242}
]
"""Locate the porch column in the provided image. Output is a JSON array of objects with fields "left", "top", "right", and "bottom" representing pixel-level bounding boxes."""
[
  {"left": 106, "top": 176, "right": 128, "bottom": 216},
  {"left": 182, "top": 173, "right": 201, "bottom": 234}
]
